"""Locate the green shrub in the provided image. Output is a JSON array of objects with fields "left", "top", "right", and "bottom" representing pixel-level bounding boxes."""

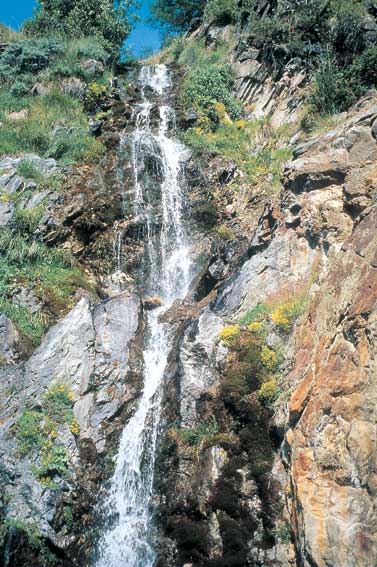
[
  {"left": 10, "top": 80, "right": 32, "bottom": 98},
  {"left": 0, "top": 39, "right": 64, "bottom": 84},
  {"left": 239, "top": 303, "right": 269, "bottom": 325},
  {"left": 16, "top": 410, "right": 44, "bottom": 455},
  {"left": 204, "top": 0, "right": 236, "bottom": 24},
  {"left": 348, "top": 45, "right": 377, "bottom": 91},
  {"left": 258, "top": 379, "right": 280, "bottom": 406},
  {"left": 23, "top": 0, "right": 133, "bottom": 58},
  {"left": 184, "top": 64, "right": 243, "bottom": 122},
  {"left": 330, "top": 1, "right": 367, "bottom": 61},
  {"left": 179, "top": 418, "right": 219, "bottom": 446},
  {"left": 309, "top": 56, "right": 353, "bottom": 115}
]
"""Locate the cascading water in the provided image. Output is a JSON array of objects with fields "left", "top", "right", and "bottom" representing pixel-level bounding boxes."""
[{"left": 96, "top": 64, "right": 192, "bottom": 567}]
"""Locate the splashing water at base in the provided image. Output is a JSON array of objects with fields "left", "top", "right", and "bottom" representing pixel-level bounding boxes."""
[{"left": 96, "top": 65, "right": 192, "bottom": 567}]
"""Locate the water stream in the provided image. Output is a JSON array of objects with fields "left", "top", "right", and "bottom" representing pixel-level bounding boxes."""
[{"left": 96, "top": 64, "right": 192, "bottom": 567}]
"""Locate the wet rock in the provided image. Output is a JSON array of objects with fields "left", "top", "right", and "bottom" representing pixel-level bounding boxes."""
[
  {"left": 143, "top": 296, "right": 163, "bottom": 310},
  {"left": 0, "top": 291, "right": 143, "bottom": 560}
]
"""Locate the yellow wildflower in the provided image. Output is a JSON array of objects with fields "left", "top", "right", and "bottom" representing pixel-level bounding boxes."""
[
  {"left": 69, "top": 419, "right": 80, "bottom": 437},
  {"left": 247, "top": 321, "right": 264, "bottom": 334},
  {"left": 271, "top": 300, "right": 302, "bottom": 331},
  {"left": 218, "top": 325, "right": 240, "bottom": 347},
  {"left": 261, "top": 345, "right": 277, "bottom": 370}
]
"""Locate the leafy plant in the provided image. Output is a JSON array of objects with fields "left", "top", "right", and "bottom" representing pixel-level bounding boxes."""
[
  {"left": 178, "top": 418, "right": 219, "bottom": 446},
  {"left": 184, "top": 64, "right": 243, "bottom": 123},
  {"left": 0, "top": 39, "right": 64, "bottom": 84},
  {"left": 309, "top": 56, "right": 353, "bottom": 115},
  {"left": 260, "top": 345, "right": 278, "bottom": 371},
  {"left": 16, "top": 410, "right": 44, "bottom": 455},
  {"left": 23, "top": 0, "right": 136, "bottom": 58},
  {"left": 258, "top": 379, "right": 280, "bottom": 406},
  {"left": 151, "top": 0, "right": 205, "bottom": 32},
  {"left": 16, "top": 383, "right": 77, "bottom": 485},
  {"left": 204, "top": 0, "right": 236, "bottom": 24},
  {"left": 218, "top": 325, "right": 240, "bottom": 347},
  {"left": 239, "top": 303, "right": 269, "bottom": 325},
  {"left": 271, "top": 299, "right": 304, "bottom": 332}
]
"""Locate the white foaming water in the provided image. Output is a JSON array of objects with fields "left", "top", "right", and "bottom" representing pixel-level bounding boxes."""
[{"left": 96, "top": 64, "right": 192, "bottom": 567}]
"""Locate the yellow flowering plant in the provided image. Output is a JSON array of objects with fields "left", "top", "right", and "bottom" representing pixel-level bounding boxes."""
[{"left": 218, "top": 325, "right": 241, "bottom": 347}]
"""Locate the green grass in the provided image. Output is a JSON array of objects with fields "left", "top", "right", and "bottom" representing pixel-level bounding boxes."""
[
  {"left": 0, "top": 91, "right": 104, "bottom": 164},
  {"left": 184, "top": 118, "right": 293, "bottom": 189},
  {"left": 14, "top": 202, "right": 48, "bottom": 234},
  {"left": 17, "top": 159, "right": 45, "bottom": 181},
  {"left": 179, "top": 418, "right": 219, "bottom": 446},
  {"left": 0, "top": 228, "right": 93, "bottom": 346},
  {"left": 239, "top": 303, "right": 270, "bottom": 325},
  {"left": 166, "top": 36, "right": 230, "bottom": 68},
  {"left": 0, "top": 300, "right": 46, "bottom": 346}
]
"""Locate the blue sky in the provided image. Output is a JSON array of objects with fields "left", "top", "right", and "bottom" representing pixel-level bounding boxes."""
[{"left": 0, "top": 1, "right": 162, "bottom": 57}]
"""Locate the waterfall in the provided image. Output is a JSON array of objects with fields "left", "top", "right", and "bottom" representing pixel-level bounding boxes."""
[{"left": 95, "top": 64, "right": 192, "bottom": 567}]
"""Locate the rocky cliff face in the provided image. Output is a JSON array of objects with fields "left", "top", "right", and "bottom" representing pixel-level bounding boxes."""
[
  {"left": 1, "top": 36, "right": 377, "bottom": 567},
  {"left": 152, "top": 93, "right": 377, "bottom": 566}
]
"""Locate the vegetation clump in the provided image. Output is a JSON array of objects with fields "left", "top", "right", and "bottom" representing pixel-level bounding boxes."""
[
  {"left": 183, "top": 113, "right": 292, "bottom": 190},
  {"left": 16, "top": 383, "right": 78, "bottom": 487},
  {"left": 0, "top": 227, "right": 91, "bottom": 346},
  {"left": 218, "top": 324, "right": 240, "bottom": 347},
  {"left": 271, "top": 299, "right": 304, "bottom": 332},
  {"left": 23, "top": 0, "right": 135, "bottom": 57}
]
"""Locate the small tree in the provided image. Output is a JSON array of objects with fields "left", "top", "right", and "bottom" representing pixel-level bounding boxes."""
[
  {"left": 151, "top": 0, "right": 204, "bottom": 32},
  {"left": 23, "top": 0, "right": 137, "bottom": 58}
]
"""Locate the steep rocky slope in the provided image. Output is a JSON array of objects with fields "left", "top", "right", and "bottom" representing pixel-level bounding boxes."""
[
  {"left": 150, "top": 87, "right": 377, "bottom": 567},
  {"left": 1, "top": 20, "right": 377, "bottom": 567}
]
